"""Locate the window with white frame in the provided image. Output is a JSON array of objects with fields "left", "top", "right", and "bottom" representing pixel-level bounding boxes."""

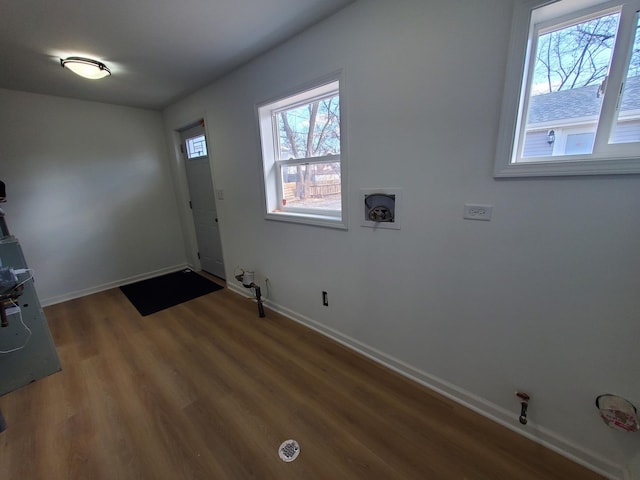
[
  {"left": 257, "top": 76, "right": 345, "bottom": 227},
  {"left": 495, "top": 0, "right": 640, "bottom": 176}
]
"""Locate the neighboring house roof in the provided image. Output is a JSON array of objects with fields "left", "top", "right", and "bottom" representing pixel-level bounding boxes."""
[{"left": 528, "top": 75, "right": 640, "bottom": 124}]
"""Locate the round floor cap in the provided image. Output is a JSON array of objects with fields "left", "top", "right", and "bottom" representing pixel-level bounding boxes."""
[{"left": 278, "top": 439, "right": 300, "bottom": 462}]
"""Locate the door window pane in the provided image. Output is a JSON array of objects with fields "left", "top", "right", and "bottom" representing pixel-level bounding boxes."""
[{"left": 186, "top": 135, "right": 208, "bottom": 159}]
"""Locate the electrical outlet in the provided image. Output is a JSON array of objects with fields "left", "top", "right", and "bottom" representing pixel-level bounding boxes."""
[
  {"left": 463, "top": 204, "right": 493, "bottom": 221},
  {"left": 322, "top": 291, "right": 328, "bottom": 306}
]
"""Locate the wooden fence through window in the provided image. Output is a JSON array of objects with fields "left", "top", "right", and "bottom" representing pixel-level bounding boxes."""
[{"left": 283, "top": 181, "right": 340, "bottom": 199}]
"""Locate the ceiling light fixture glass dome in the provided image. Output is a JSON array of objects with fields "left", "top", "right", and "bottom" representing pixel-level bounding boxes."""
[{"left": 60, "top": 57, "right": 111, "bottom": 80}]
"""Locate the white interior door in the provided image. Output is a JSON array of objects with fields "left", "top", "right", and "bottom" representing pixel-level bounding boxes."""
[{"left": 180, "top": 123, "right": 225, "bottom": 279}]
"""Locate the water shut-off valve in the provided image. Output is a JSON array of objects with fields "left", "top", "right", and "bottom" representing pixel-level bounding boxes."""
[
  {"left": 234, "top": 269, "right": 265, "bottom": 318},
  {"left": 516, "top": 392, "right": 530, "bottom": 425}
]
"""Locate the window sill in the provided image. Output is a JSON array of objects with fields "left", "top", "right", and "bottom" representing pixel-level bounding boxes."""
[
  {"left": 265, "top": 211, "right": 347, "bottom": 230},
  {"left": 494, "top": 155, "right": 640, "bottom": 177}
]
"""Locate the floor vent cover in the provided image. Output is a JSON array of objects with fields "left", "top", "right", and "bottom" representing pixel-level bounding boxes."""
[{"left": 278, "top": 439, "right": 300, "bottom": 462}]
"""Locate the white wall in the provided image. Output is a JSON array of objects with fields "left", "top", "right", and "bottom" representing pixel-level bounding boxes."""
[
  {"left": 630, "top": 451, "right": 640, "bottom": 480},
  {"left": 0, "top": 89, "right": 187, "bottom": 304},
  {"left": 164, "top": 0, "right": 640, "bottom": 477}
]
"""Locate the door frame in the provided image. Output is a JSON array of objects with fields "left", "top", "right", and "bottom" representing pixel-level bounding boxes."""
[{"left": 170, "top": 115, "right": 225, "bottom": 277}]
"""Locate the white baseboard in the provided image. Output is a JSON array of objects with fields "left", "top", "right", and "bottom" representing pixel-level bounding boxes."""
[
  {"left": 41, "top": 263, "right": 191, "bottom": 307},
  {"left": 226, "top": 285, "right": 625, "bottom": 480}
]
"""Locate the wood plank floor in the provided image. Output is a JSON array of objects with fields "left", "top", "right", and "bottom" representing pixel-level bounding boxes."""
[{"left": 0, "top": 277, "right": 604, "bottom": 479}]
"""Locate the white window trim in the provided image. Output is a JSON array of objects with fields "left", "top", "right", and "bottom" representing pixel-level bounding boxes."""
[
  {"left": 494, "top": 0, "right": 640, "bottom": 177},
  {"left": 256, "top": 71, "right": 348, "bottom": 229}
]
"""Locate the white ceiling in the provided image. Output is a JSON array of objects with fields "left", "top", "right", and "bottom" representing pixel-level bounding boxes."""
[{"left": 0, "top": 0, "right": 355, "bottom": 110}]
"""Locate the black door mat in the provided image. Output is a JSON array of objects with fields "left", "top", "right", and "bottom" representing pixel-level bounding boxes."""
[{"left": 120, "top": 269, "right": 223, "bottom": 316}]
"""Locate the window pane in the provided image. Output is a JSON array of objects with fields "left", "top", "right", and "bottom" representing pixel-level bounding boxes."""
[
  {"left": 521, "top": 12, "right": 619, "bottom": 158},
  {"left": 276, "top": 94, "right": 340, "bottom": 161},
  {"left": 186, "top": 134, "right": 207, "bottom": 159},
  {"left": 612, "top": 12, "right": 640, "bottom": 144},
  {"left": 279, "top": 162, "right": 341, "bottom": 211}
]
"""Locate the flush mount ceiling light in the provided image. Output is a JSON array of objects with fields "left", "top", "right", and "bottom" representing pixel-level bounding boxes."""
[{"left": 60, "top": 57, "right": 111, "bottom": 80}]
